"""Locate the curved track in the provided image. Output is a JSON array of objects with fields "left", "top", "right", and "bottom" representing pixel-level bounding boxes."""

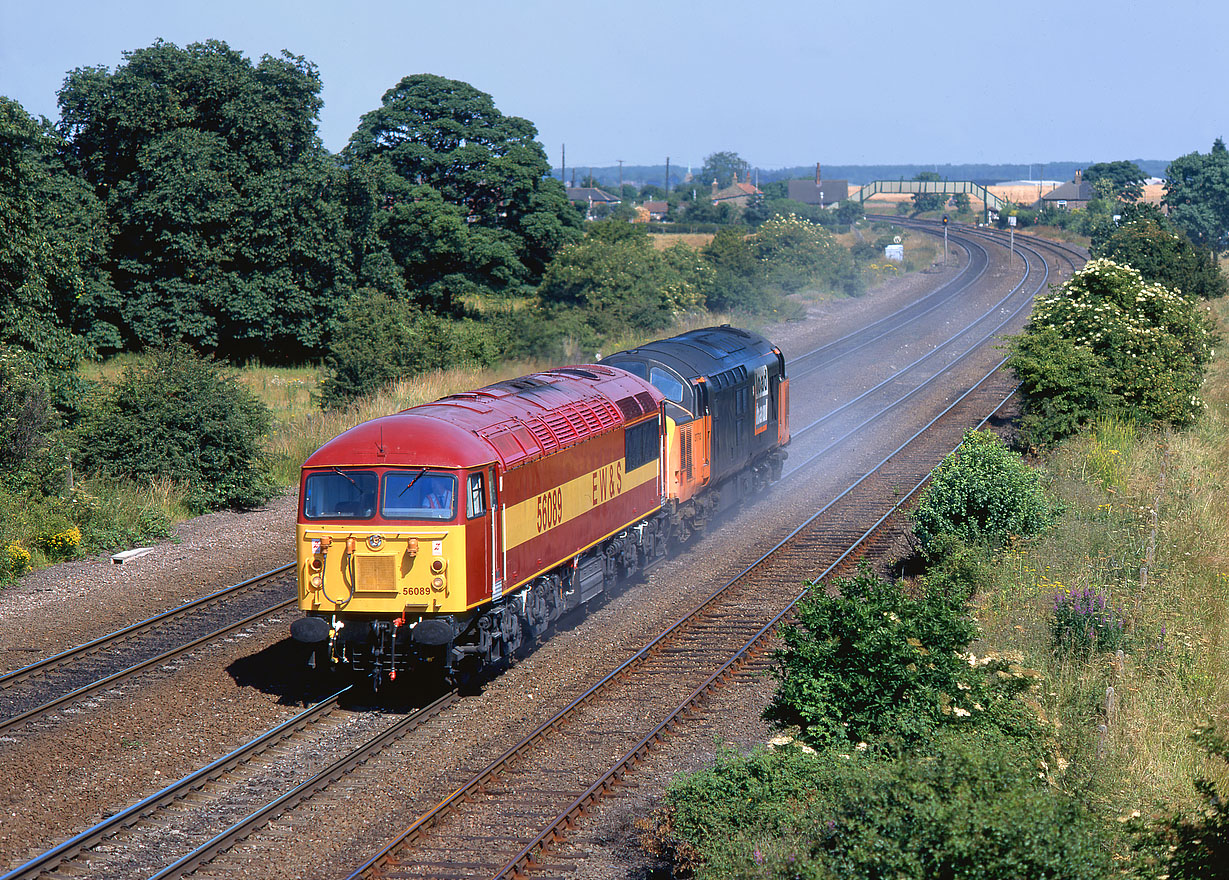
[{"left": 4, "top": 220, "right": 1084, "bottom": 880}]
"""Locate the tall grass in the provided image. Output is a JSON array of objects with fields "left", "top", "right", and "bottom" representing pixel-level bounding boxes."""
[{"left": 973, "top": 297, "right": 1229, "bottom": 821}]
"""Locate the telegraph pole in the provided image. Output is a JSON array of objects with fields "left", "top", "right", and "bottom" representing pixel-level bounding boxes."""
[{"left": 618, "top": 159, "right": 623, "bottom": 190}]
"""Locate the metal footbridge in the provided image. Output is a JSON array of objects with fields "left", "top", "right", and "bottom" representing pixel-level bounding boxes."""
[{"left": 855, "top": 179, "right": 1007, "bottom": 212}]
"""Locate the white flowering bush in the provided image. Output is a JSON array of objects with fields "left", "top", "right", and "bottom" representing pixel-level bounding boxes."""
[
  {"left": 751, "top": 214, "right": 862, "bottom": 296},
  {"left": 1009, "top": 259, "right": 1218, "bottom": 445}
]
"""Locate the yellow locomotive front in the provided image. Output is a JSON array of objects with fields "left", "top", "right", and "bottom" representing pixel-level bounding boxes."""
[{"left": 292, "top": 458, "right": 500, "bottom": 683}]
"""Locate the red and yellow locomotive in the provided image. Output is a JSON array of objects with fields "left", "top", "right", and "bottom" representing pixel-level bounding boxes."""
[{"left": 292, "top": 326, "right": 788, "bottom": 684}]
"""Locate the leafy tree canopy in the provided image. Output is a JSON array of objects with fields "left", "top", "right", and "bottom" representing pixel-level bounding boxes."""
[
  {"left": 1089, "top": 203, "right": 1227, "bottom": 299},
  {"left": 57, "top": 39, "right": 350, "bottom": 360},
  {"left": 911, "top": 170, "right": 945, "bottom": 214},
  {"left": 1165, "top": 138, "right": 1229, "bottom": 252},
  {"left": 1009, "top": 258, "right": 1218, "bottom": 444},
  {"left": 0, "top": 98, "right": 97, "bottom": 380},
  {"left": 74, "top": 344, "right": 274, "bottom": 511},
  {"left": 538, "top": 221, "right": 709, "bottom": 336},
  {"left": 1082, "top": 160, "right": 1145, "bottom": 202},
  {"left": 698, "top": 150, "right": 749, "bottom": 189},
  {"left": 344, "top": 73, "right": 581, "bottom": 306}
]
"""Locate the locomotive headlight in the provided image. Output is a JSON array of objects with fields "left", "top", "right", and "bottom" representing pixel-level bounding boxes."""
[
  {"left": 310, "top": 574, "right": 322, "bottom": 589},
  {"left": 367, "top": 534, "right": 384, "bottom": 550},
  {"left": 431, "top": 576, "right": 446, "bottom": 592},
  {"left": 430, "top": 558, "right": 447, "bottom": 574}
]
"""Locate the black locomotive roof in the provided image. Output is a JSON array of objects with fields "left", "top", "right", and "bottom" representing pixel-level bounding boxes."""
[{"left": 601, "top": 325, "right": 778, "bottom": 383}]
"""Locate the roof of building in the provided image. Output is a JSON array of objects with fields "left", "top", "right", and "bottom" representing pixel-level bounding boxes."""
[
  {"left": 565, "top": 186, "right": 620, "bottom": 204},
  {"left": 712, "top": 181, "right": 761, "bottom": 202},
  {"left": 642, "top": 200, "right": 668, "bottom": 213},
  {"left": 1041, "top": 181, "right": 1094, "bottom": 202}
]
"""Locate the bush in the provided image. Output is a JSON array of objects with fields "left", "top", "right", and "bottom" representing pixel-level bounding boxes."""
[
  {"left": 1051, "top": 585, "right": 1128, "bottom": 653},
  {"left": 75, "top": 344, "right": 274, "bottom": 511},
  {"left": 1090, "top": 207, "right": 1227, "bottom": 300},
  {"left": 538, "top": 221, "right": 710, "bottom": 338},
  {"left": 650, "top": 734, "right": 1111, "bottom": 880},
  {"left": 763, "top": 565, "right": 1042, "bottom": 751},
  {"left": 319, "top": 289, "right": 504, "bottom": 406},
  {"left": 1008, "top": 259, "right": 1218, "bottom": 445},
  {"left": 0, "top": 347, "right": 70, "bottom": 495},
  {"left": 752, "top": 214, "right": 863, "bottom": 296},
  {"left": 913, "top": 430, "right": 1056, "bottom": 555}
]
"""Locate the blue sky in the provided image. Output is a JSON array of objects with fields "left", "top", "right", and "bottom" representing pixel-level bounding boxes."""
[{"left": 2, "top": 0, "right": 1223, "bottom": 170}]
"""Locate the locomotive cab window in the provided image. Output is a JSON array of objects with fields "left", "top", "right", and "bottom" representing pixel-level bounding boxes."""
[
  {"left": 649, "top": 367, "right": 685, "bottom": 405},
  {"left": 467, "top": 472, "right": 486, "bottom": 519},
  {"left": 381, "top": 471, "right": 457, "bottom": 521},
  {"left": 303, "top": 470, "right": 377, "bottom": 520},
  {"left": 625, "top": 415, "right": 660, "bottom": 472}
]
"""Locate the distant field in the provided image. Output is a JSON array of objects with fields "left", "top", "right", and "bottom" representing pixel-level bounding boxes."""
[{"left": 649, "top": 232, "right": 714, "bottom": 250}]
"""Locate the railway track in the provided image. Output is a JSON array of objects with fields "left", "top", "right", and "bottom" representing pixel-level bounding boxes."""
[
  {"left": 0, "top": 565, "right": 294, "bottom": 737},
  {"left": 4, "top": 221, "right": 1082, "bottom": 879},
  {"left": 94, "top": 366, "right": 1022, "bottom": 880},
  {"left": 344, "top": 359, "right": 1022, "bottom": 880}
]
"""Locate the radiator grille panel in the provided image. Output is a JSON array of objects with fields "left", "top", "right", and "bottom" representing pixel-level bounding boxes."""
[{"left": 355, "top": 555, "right": 396, "bottom": 592}]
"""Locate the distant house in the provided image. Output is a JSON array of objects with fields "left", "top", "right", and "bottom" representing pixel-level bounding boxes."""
[
  {"left": 1040, "top": 170, "right": 1094, "bottom": 210},
  {"left": 711, "top": 173, "right": 762, "bottom": 208},
  {"left": 565, "top": 186, "right": 621, "bottom": 219},
  {"left": 642, "top": 200, "right": 669, "bottom": 221},
  {"left": 788, "top": 163, "right": 849, "bottom": 206}
]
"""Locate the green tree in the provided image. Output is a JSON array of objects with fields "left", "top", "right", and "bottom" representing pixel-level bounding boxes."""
[
  {"left": 1090, "top": 206, "right": 1226, "bottom": 299},
  {"left": 764, "top": 565, "right": 1041, "bottom": 750},
  {"left": 911, "top": 171, "right": 945, "bottom": 214},
  {"left": 1008, "top": 258, "right": 1218, "bottom": 444},
  {"left": 538, "top": 221, "right": 708, "bottom": 336},
  {"left": 698, "top": 150, "right": 749, "bottom": 189},
  {"left": 319, "top": 289, "right": 502, "bottom": 406},
  {"left": 1165, "top": 139, "right": 1229, "bottom": 251},
  {"left": 57, "top": 40, "right": 351, "bottom": 359},
  {"left": 752, "top": 214, "right": 862, "bottom": 296},
  {"left": 701, "top": 228, "right": 761, "bottom": 311},
  {"left": 0, "top": 98, "right": 96, "bottom": 381},
  {"left": 344, "top": 73, "right": 581, "bottom": 306},
  {"left": 912, "top": 429, "right": 1055, "bottom": 554},
  {"left": 1083, "top": 160, "right": 1145, "bottom": 202}
]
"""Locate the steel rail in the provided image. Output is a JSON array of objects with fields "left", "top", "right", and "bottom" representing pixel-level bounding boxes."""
[
  {"left": 789, "top": 221, "right": 1043, "bottom": 443},
  {"left": 147, "top": 688, "right": 460, "bottom": 880},
  {"left": 0, "top": 687, "right": 351, "bottom": 880},
  {"left": 495, "top": 380, "right": 1020, "bottom": 879},
  {"left": 0, "top": 563, "right": 293, "bottom": 691},
  {"left": 346, "top": 352, "right": 1024, "bottom": 880},
  {"left": 787, "top": 233, "right": 988, "bottom": 377},
  {"left": 0, "top": 594, "right": 296, "bottom": 736},
  {"left": 783, "top": 227, "right": 1056, "bottom": 480}
]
